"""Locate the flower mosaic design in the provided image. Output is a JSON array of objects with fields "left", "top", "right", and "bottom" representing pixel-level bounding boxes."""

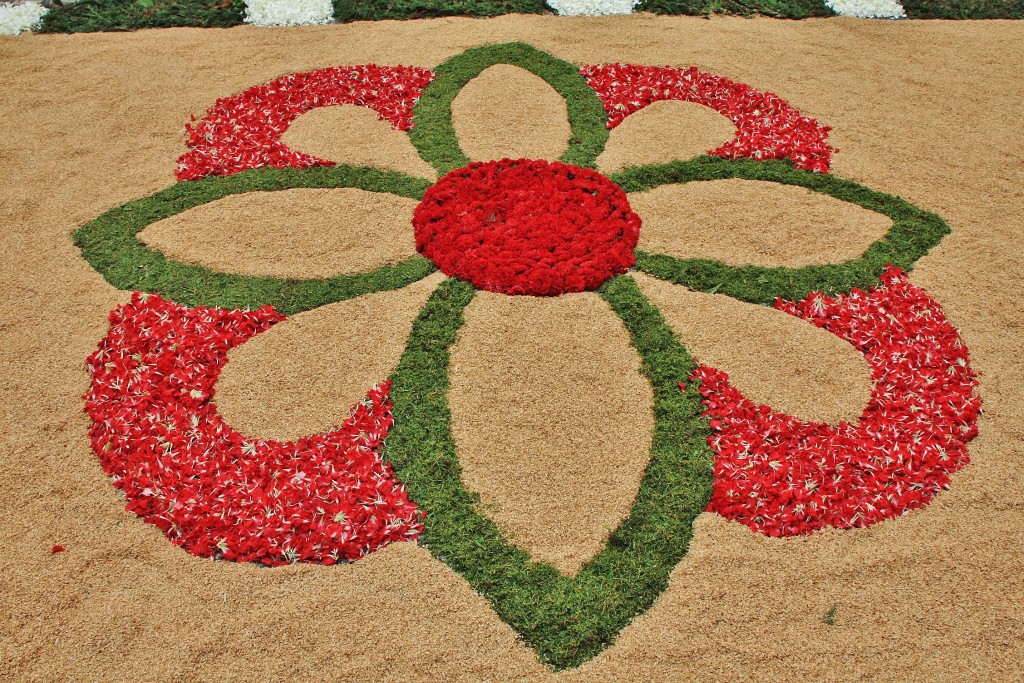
[{"left": 76, "top": 43, "right": 979, "bottom": 669}]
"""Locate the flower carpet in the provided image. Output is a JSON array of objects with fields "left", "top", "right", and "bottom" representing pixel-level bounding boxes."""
[{"left": 1, "top": 13, "right": 1022, "bottom": 683}]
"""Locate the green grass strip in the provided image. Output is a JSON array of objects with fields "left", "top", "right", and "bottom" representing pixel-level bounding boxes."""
[
  {"left": 74, "top": 165, "right": 436, "bottom": 315},
  {"left": 408, "top": 42, "right": 610, "bottom": 175},
  {"left": 384, "top": 275, "right": 714, "bottom": 669},
  {"left": 613, "top": 156, "right": 951, "bottom": 304},
  {"left": 637, "top": 0, "right": 834, "bottom": 18},
  {"left": 40, "top": 0, "right": 247, "bottom": 33}
]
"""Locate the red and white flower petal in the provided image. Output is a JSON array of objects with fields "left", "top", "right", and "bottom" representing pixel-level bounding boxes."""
[
  {"left": 581, "top": 63, "right": 834, "bottom": 173},
  {"left": 84, "top": 293, "right": 423, "bottom": 566},
  {"left": 176, "top": 65, "right": 435, "bottom": 181},
  {"left": 695, "top": 267, "right": 981, "bottom": 536}
]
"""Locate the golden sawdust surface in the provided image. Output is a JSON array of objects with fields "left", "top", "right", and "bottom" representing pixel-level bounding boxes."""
[
  {"left": 631, "top": 178, "right": 894, "bottom": 268},
  {"left": 449, "top": 291, "right": 653, "bottom": 576},
  {"left": 281, "top": 104, "right": 438, "bottom": 181},
  {"left": 139, "top": 188, "right": 421, "bottom": 279},
  {"left": 596, "top": 99, "right": 737, "bottom": 173},
  {"left": 1, "top": 14, "right": 1023, "bottom": 682}
]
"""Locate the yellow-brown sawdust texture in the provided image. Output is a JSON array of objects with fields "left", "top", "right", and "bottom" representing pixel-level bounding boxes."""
[
  {"left": 215, "top": 273, "right": 444, "bottom": 441},
  {"left": 451, "top": 63, "right": 571, "bottom": 161},
  {"left": 280, "top": 105, "right": 438, "bottom": 181},
  {"left": 596, "top": 100, "right": 737, "bottom": 173},
  {"left": 632, "top": 178, "right": 894, "bottom": 267},
  {"left": 139, "top": 188, "right": 421, "bottom": 279},
  {"left": 1, "top": 15, "right": 1022, "bottom": 682},
  {"left": 632, "top": 272, "right": 872, "bottom": 425},
  {"left": 449, "top": 292, "right": 653, "bottom": 576}
]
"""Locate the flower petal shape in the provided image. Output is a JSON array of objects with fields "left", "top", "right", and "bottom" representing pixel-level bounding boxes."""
[
  {"left": 75, "top": 165, "right": 436, "bottom": 315},
  {"left": 695, "top": 268, "right": 980, "bottom": 536},
  {"left": 175, "top": 64, "right": 435, "bottom": 181},
  {"left": 630, "top": 178, "right": 892, "bottom": 268},
  {"left": 281, "top": 104, "right": 438, "bottom": 181},
  {"left": 84, "top": 293, "right": 423, "bottom": 567},
  {"left": 138, "top": 188, "right": 421, "bottom": 279},
  {"left": 216, "top": 273, "right": 444, "bottom": 441},
  {"left": 582, "top": 63, "right": 834, "bottom": 172},
  {"left": 409, "top": 43, "right": 610, "bottom": 175},
  {"left": 450, "top": 64, "right": 572, "bottom": 162},
  {"left": 596, "top": 100, "right": 737, "bottom": 174},
  {"left": 449, "top": 291, "right": 653, "bottom": 576},
  {"left": 632, "top": 272, "right": 871, "bottom": 425}
]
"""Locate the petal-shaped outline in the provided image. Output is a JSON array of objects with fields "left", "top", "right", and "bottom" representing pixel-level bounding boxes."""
[
  {"left": 175, "top": 64, "right": 435, "bottom": 181},
  {"left": 381, "top": 275, "right": 715, "bottom": 670},
  {"left": 581, "top": 63, "right": 834, "bottom": 173},
  {"left": 615, "top": 156, "right": 950, "bottom": 304},
  {"left": 73, "top": 165, "right": 437, "bottom": 315},
  {"left": 407, "top": 42, "right": 611, "bottom": 175},
  {"left": 694, "top": 268, "right": 980, "bottom": 536},
  {"left": 85, "top": 292, "right": 424, "bottom": 567}
]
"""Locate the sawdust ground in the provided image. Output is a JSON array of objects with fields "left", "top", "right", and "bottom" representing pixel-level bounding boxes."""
[
  {"left": 1, "top": 14, "right": 1022, "bottom": 683},
  {"left": 139, "top": 188, "right": 421, "bottom": 279},
  {"left": 448, "top": 291, "right": 653, "bottom": 576},
  {"left": 596, "top": 100, "right": 737, "bottom": 173},
  {"left": 281, "top": 104, "right": 438, "bottom": 181},
  {"left": 631, "top": 178, "right": 894, "bottom": 268}
]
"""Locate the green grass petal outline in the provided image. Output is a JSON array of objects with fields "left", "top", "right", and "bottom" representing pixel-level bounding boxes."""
[
  {"left": 73, "top": 165, "right": 437, "bottom": 315},
  {"left": 612, "top": 156, "right": 951, "bottom": 304},
  {"left": 384, "top": 275, "right": 714, "bottom": 670},
  {"left": 409, "top": 42, "right": 610, "bottom": 175}
]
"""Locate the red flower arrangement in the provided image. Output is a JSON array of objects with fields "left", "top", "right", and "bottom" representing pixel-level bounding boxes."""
[
  {"left": 413, "top": 159, "right": 641, "bottom": 296},
  {"left": 581, "top": 63, "right": 834, "bottom": 173},
  {"left": 84, "top": 293, "right": 423, "bottom": 566},
  {"left": 174, "top": 61, "right": 834, "bottom": 182},
  {"left": 694, "top": 267, "right": 981, "bottom": 536},
  {"left": 175, "top": 64, "right": 435, "bottom": 181}
]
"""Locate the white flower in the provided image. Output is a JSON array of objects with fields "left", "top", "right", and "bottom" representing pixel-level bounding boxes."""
[
  {"left": 548, "top": 0, "right": 639, "bottom": 16},
  {"left": 0, "top": 1, "right": 48, "bottom": 36},
  {"left": 826, "top": 0, "right": 907, "bottom": 18},
  {"left": 243, "top": 0, "right": 334, "bottom": 27}
]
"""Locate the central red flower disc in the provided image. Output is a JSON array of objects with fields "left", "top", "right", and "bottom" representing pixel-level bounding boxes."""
[{"left": 413, "top": 159, "right": 641, "bottom": 296}]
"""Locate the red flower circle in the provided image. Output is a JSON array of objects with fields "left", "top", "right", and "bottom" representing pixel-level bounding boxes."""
[{"left": 413, "top": 159, "right": 641, "bottom": 296}]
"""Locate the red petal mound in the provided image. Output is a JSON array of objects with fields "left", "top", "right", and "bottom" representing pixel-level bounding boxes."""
[
  {"left": 692, "top": 267, "right": 980, "bottom": 536},
  {"left": 413, "top": 159, "right": 641, "bottom": 296},
  {"left": 175, "top": 64, "right": 435, "bottom": 181},
  {"left": 84, "top": 293, "right": 423, "bottom": 566},
  {"left": 581, "top": 63, "right": 834, "bottom": 173}
]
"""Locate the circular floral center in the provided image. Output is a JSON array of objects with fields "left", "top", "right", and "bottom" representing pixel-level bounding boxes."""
[{"left": 413, "top": 159, "right": 641, "bottom": 296}]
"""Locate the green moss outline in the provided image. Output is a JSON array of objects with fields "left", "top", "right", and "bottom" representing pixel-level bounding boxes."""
[
  {"left": 73, "top": 165, "right": 436, "bottom": 315},
  {"left": 408, "top": 42, "right": 610, "bottom": 175},
  {"left": 383, "top": 275, "right": 714, "bottom": 670},
  {"left": 613, "top": 156, "right": 951, "bottom": 304}
]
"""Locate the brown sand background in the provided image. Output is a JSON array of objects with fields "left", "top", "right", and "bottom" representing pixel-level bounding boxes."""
[{"left": 1, "top": 14, "right": 1022, "bottom": 682}]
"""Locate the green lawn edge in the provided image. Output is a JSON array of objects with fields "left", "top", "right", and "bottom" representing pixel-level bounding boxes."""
[
  {"left": 613, "top": 156, "right": 950, "bottom": 304},
  {"left": 38, "top": 0, "right": 1022, "bottom": 32},
  {"left": 383, "top": 274, "right": 714, "bottom": 669},
  {"left": 73, "top": 165, "right": 436, "bottom": 315},
  {"left": 408, "top": 42, "right": 609, "bottom": 175}
]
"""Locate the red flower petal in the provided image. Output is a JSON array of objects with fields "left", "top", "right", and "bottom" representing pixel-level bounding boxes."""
[
  {"left": 83, "top": 294, "right": 423, "bottom": 566},
  {"left": 693, "top": 267, "right": 980, "bottom": 536},
  {"left": 581, "top": 63, "right": 835, "bottom": 173},
  {"left": 175, "top": 65, "right": 435, "bottom": 181}
]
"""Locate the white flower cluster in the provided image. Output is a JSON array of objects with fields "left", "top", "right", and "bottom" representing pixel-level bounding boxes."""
[
  {"left": 0, "top": 1, "right": 48, "bottom": 36},
  {"left": 825, "top": 0, "right": 906, "bottom": 18},
  {"left": 243, "top": 0, "right": 334, "bottom": 27},
  {"left": 548, "top": 0, "right": 639, "bottom": 16}
]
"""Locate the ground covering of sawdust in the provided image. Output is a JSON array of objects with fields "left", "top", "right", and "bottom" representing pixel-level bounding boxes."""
[{"left": 1, "top": 13, "right": 1022, "bottom": 683}]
